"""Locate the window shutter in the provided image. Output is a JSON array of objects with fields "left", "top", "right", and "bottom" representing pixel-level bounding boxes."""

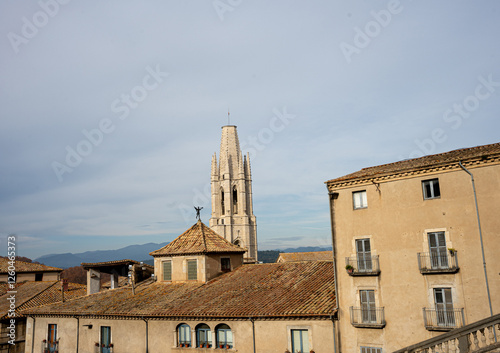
[
  {"left": 187, "top": 260, "right": 197, "bottom": 280},
  {"left": 162, "top": 261, "right": 172, "bottom": 281}
]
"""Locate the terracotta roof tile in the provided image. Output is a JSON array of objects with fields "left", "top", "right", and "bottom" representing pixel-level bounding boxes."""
[
  {"left": 0, "top": 258, "right": 62, "bottom": 273},
  {"left": 326, "top": 142, "right": 500, "bottom": 185},
  {"left": 150, "top": 221, "right": 246, "bottom": 257},
  {"left": 277, "top": 251, "right": 333, "bottom": 262},
  {"left": 0, "top": 281, "right": 86, "bottom": 319},
  {"left": 25, "top": 262, "right": 336, "bottom": 318}
]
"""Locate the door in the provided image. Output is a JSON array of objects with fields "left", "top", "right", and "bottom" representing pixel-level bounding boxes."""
[
  {"left": 356, "top": 239, "right": 372, "bottom": 271},
  {"left": 434, "top": 288, "right": 455, "bottom": 326},
  {"left": 360, "top": 290, "right": 377, "bottom": 323},
  {"left": 47, "top": 324, "right": 57, "bottom": 353},
  {"left": 428, "top": 232, "right": 448, "bottom": 268},
  {"left": 100, "top": 326, "right": 111, "bottom": 353}
]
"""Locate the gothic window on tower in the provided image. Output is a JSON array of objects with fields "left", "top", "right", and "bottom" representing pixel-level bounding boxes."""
[
  {"left": 232, "top": 186, "right": 238, "bottom": 214},
  {"left": 221, "top": 188, "right": 225, "bottom": 215}
]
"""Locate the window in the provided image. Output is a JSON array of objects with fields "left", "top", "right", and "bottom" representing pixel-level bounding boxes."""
[
  {"left": 162, "top": 260, "right": 172, "bottom": 281},
  {"left": 356, "top": 239, "right": 372, "bottom": 272},
  {"left": 196, "top": 324, "right": 212, "bottom": 348},
  {"left": 100, "top": 326, "right": 111, "bottom": 353},
  {"left": 361, "top": 347, "right": 382, "bottom": 353},
  {"left": 291, "top": 329, "right": 309, "bottom": 353},
  {"left": 232, "top": 186, "right": 238, "bottom": 214},
  {"left": 221, "top": 188, "right": 225, "bottom": 215},
  {"left": 428, "top": 232, "right": 448, "bottom": 269},
  {"left": 187, "top": 260, "right": 197, "bottom": 280},
  {"left": 422, "top": 178, "right": 440, "bottom": 199},
  {"left": 47, "top": 324, "right": 57, "bottom": 353},
  {"left": 35, "top": 273, "right": 43, "bottom": 281},
  {"left": 353, "top": 191, "right": 367, "bottom": 209},
  {"left": 221, "top": 257, "right": 231, "bottom": 272},
  {"left": 360, "top": 290, "right": 377, "bottom": 323},
  {"left": 216, "top": 324, "right": 233, "bottom": 349},
  {"left": 178, "top": 324, "right": 191, "bottom": 347},
  {"left": 434, "top": 288, "right": 455, "bottom": 326}
]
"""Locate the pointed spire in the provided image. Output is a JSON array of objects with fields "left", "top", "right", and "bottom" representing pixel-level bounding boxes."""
[{"left": 211, "top": 153, "right": 218, "bottom": 177}]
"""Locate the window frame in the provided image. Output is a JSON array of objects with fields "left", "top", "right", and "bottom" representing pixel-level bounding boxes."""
[
  {"left": 196, "top": 323, "right": 212, "bottom": 348},
  {"left": 356, "top": 238, "right": 372, "bottom": 272},
  {"left": 216, "top": 324, "right": 233, "bottom": 349},
  {"left": 221, "top": 257, "right": 231, "bottom": 272},
  {"left": 177, "top": 323, "right": 191, "bottom": 347},
  {"left": 47, "top": 324, "right": 57, "bottom": 353},
  {"left": 422, "top": 178, "right": 441, "bottom": 200},
  {"left": 100, "top": 326, "right": 111, "bottom": 353},
  {"left": 291, "top": 329, "right": 310, "bottom": 353},
  {"left": 352, "top": 190, "right": 368, "bottom": 209}
]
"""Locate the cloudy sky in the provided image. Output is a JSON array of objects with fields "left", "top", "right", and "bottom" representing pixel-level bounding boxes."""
[{"left": 1, "top": 1, "right": 499, "bottom": 260}]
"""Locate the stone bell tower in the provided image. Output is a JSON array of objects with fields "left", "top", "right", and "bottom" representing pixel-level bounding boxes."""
[{"left": 209, "top": 125, "right": 258, "bottom": 263}]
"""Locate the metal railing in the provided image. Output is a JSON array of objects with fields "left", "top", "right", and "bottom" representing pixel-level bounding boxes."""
[
  {"left": 417, "top": 252, "right": 459, "bottom": 274},
  {"left": 350, "top": 306, "right": 386, "bottom": 328},
  {"left": 423, "top": 308, "right": 465, "bottom": 331},
  {"left": 345, "top": 255, "right": 380, "bottom": 276}
]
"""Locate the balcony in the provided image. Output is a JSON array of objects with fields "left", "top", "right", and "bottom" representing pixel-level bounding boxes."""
[
  {"left": 417, "top": 251, "right": 459, "bottom": 274},
  {"left": 350, "top": 306, "right": 386, "bottom": 328},
  {"left": 423, "top": 308, "right": 465, "bottom": 331},
  {"left": 345, "top": 256, "right": 380, "bottom": 276}
]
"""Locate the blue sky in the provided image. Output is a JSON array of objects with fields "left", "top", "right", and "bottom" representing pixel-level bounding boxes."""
[{"left": 1, "top": 1, "right": 499, "bottom": 260}]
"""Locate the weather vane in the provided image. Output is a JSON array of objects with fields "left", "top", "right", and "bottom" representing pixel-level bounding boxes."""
[{"left": 194, "top": 206, "right": 203, "bottom": 220}]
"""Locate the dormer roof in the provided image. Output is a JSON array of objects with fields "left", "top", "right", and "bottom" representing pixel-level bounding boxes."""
[{"left": 149, "top": 220, "right": 246, "bottom": 257}]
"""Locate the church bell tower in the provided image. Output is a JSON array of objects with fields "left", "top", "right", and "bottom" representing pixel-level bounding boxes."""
[{"left": 209, "top": 125, "right": 258, "bottom": 263}]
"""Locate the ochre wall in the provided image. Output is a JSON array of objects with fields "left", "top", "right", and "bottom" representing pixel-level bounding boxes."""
[
  {"left": 329, "top": 162, "right": 500, "bottom": 352},
  {"left": 26, "top": 317, "right": 335, "bottom": 353}
]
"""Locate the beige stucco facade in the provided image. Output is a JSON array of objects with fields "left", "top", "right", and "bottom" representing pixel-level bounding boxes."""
[
  {"left": 327, "top": 155, "right": 500, "bottom": 352},
  {"left": 24, "top": 316, "right": 335, "bottom": 353},
  {"left": 0, "top": 272, "right": 60, "bottom": 283},
  {"left": 153, "top": 253, "right": 243, "bottom": 283}
]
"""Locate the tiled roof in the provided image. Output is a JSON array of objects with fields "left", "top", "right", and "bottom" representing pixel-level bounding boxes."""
[
  {"left": 0, "top": 281, "right": 86, "bottom": 319},
  {"left": 81, "top": 259, "right": 140, "bottom": 268},
  {"left": 277, "top": 251, "right": 333, "bottom": 263},
  {"left": 150, "top": 221, "right": 246, "bottom": 257},
  {"left": 25, "top": 261, "right": 336, "bottom": 319},
  {"left": 0, "top": 257, "right": 62, "bottom": 273},
  {"left": 326, "top": 142, "right": 500, "bottom": 185}
]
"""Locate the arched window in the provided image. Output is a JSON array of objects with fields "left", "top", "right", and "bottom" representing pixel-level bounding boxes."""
[
  {"left": 234, "top": 239, "right": 240, "bottom": 247},
  {"left": 216, "top": 324, "right": 233, "bottom": 349},
  {"left": 232, "top": 186, "right": 238, "bottom": 214},
  {"left": 221, "top": 188, "right": 225, "bottom": 215},
  {"left": 177, "top": 324, "right": 191, "bottom": 347},
  {"left": 196, "top": 324, "right": 212, "bottom": 348}
]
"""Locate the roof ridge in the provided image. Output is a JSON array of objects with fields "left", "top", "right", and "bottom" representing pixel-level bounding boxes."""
[{"left": 199, "top": 220, "right": 208, "bottom": 251}]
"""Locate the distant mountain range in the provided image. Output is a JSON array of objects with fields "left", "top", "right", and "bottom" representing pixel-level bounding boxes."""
[
  {"left": 35, "top": 242, "right": 169, "bottom": 269},
  {"left": 35, "top": 244, "right": 332, "bottom": 268}
]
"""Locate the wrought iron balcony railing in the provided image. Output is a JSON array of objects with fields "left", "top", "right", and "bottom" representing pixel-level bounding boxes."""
[
  {"left": 423, "top": 308, "right": 465, "bottom": 331},
  {"left": 350, "top": 306, "right": 386, "bottom": 328},
  {"left": 345, "top": 255, "right": 380, "bottom": 276},
  {"left": 417, "top": 252, "right": 459, "bottom": 274}
]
